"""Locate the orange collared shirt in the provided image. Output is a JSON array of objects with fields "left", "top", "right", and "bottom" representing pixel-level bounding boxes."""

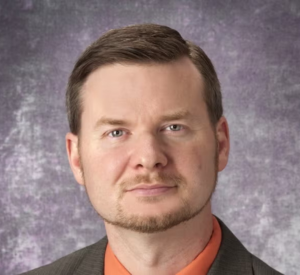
[{"left": 105, "top": 216, "right": 222, "bottom": 275}]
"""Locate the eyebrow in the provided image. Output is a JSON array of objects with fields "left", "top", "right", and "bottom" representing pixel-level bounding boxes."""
[
  {"left": 94, "top": 117, "right": 129, "bottom": 129},
  {"left": 94, "top": 110, "right": 191, "bottom": 129},
  {"left": 160, "top": 110, "right": 191, "bottom": 122}
]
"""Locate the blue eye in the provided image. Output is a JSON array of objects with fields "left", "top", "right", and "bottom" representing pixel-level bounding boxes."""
[
  {"left": 109, "top": 130, "right": 124, "bottom": 137},
  {"left": 167, "top": 124, "right": 183, "bottom": 131}
]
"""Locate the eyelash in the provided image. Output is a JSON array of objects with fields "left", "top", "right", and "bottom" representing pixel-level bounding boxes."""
[
  {"left": 107, "top": 124, "right": 184, "bottom": 138},
  {"left": 165, "top": 124, "right": 184, "bottom": 131},
  {"left": 108, "top": 129, "right": 126, "bottom": 138}
]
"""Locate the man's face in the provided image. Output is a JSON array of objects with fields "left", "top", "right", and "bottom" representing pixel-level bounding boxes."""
[{"left": 66, "top": 57, "right": 229, "bottom": 233}]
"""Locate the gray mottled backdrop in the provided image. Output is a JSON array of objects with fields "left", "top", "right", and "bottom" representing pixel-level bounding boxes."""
[{"left": 1, "top": 0, "right": 299, "bottom": 274}]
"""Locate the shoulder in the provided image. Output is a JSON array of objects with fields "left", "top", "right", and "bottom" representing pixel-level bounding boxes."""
[
  {"left": 19, "top": 237, "right": 108, "bottom": 275},
  {"left": 251, "top": 254, "right": 283, "bottom": 275},
  {"left": 210, "top": 217, "right": 283, "bottom": 275}
]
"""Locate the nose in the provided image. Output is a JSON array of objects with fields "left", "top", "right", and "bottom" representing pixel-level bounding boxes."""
[{"left": 130, "top": 134, "right": 168, "bottom": 171}]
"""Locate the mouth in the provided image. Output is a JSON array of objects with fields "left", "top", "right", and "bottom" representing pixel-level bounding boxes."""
[{"left": 126, "top": 184, "right": 177, "bottom": 196}]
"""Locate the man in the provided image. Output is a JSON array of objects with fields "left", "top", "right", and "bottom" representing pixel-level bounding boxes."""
[{"left": 21, "top": 24, "right": 282, "bottom": 275}]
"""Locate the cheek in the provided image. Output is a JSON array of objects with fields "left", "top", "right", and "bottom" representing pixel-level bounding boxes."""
[
  {"left": 179, "top": 144, "right": 216, "bottom": 205},
  {"left": 174, "top": 141, "right": 216, "bottom": 182},
  {"left": 82, "top": 147, "right": 129, "bottom": 196},
  {"left": 173, "top": 143, "right": 205, "bottom": 169},
  {"left": 84, "top": 151, "right": 127, "bottom": 181},
  {"left": 80, "top": 148, "right": 130, "bottom": 217},
  {"left": 99, "top": 151, "right": 128, "bottom": 179}
]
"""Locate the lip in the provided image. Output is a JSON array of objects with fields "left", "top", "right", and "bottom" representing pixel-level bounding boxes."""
[
  {"left": 126, "top": 184, "right": 176, "bottom": 196},
  {"left": 126, "top": 184, "right": 176, "bottom": 191}
]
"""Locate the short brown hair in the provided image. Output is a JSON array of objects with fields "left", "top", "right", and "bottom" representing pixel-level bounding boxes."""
[{"left": 66, "top": 23, "right": 222, "bottom": 135}]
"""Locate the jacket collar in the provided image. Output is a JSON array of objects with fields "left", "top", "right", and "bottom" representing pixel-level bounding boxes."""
[
  {"left": 74, "top": 236, "right": 107, "bottom": 275},
  {"left": 208, "top": 217, "right": 253, "bottom": 274}
]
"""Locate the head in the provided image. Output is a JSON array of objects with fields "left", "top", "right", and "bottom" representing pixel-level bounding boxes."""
[{"left": 66, "top": 24, "right": 229, "bottom": 233}]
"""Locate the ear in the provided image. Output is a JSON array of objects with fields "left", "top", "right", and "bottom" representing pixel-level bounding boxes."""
[
  {"left": 216, "top": 116, "right": 230, "bottom": 172},
  {"left": 66, "top": 132, "right": 84, "bottom": 185}
]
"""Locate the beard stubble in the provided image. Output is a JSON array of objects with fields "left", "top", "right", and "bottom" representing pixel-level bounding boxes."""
[{"left": 79, "top": 139, "right": 219, "bottom": 234}]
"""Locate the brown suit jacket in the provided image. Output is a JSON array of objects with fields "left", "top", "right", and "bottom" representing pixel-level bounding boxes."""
[{"left": 20, "top": 217, "right": 283, "bottom": 275}]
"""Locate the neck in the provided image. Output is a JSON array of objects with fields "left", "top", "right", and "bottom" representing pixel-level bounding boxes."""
[{"left": 105, "top": 204, "right": 214, "bottom": 275}]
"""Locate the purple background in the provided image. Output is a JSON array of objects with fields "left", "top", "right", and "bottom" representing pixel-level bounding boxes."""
[{"left": 1, "top": 1, "right": 299, "bottom": 274}]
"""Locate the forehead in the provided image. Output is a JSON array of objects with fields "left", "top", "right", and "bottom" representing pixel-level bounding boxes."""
[{"left": 81, "top": 58, "right": 207, "bottom": 124}]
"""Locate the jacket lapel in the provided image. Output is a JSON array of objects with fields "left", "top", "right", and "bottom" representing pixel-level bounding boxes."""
[
  {"left": 208, "top": 217, "right": 253, "bottom": 275},
  {"left": 74, "top": 236, "right": 108, "bottom": 275}
]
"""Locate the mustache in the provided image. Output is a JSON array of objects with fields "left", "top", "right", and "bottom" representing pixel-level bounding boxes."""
[{"left": 119, "top": 173, "right": 185, "bottom": 190}]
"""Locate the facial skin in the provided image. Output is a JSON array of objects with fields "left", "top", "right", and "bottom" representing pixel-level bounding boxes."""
[{"left": 66, "top": 57, "right": 229, "bottom": 234}]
